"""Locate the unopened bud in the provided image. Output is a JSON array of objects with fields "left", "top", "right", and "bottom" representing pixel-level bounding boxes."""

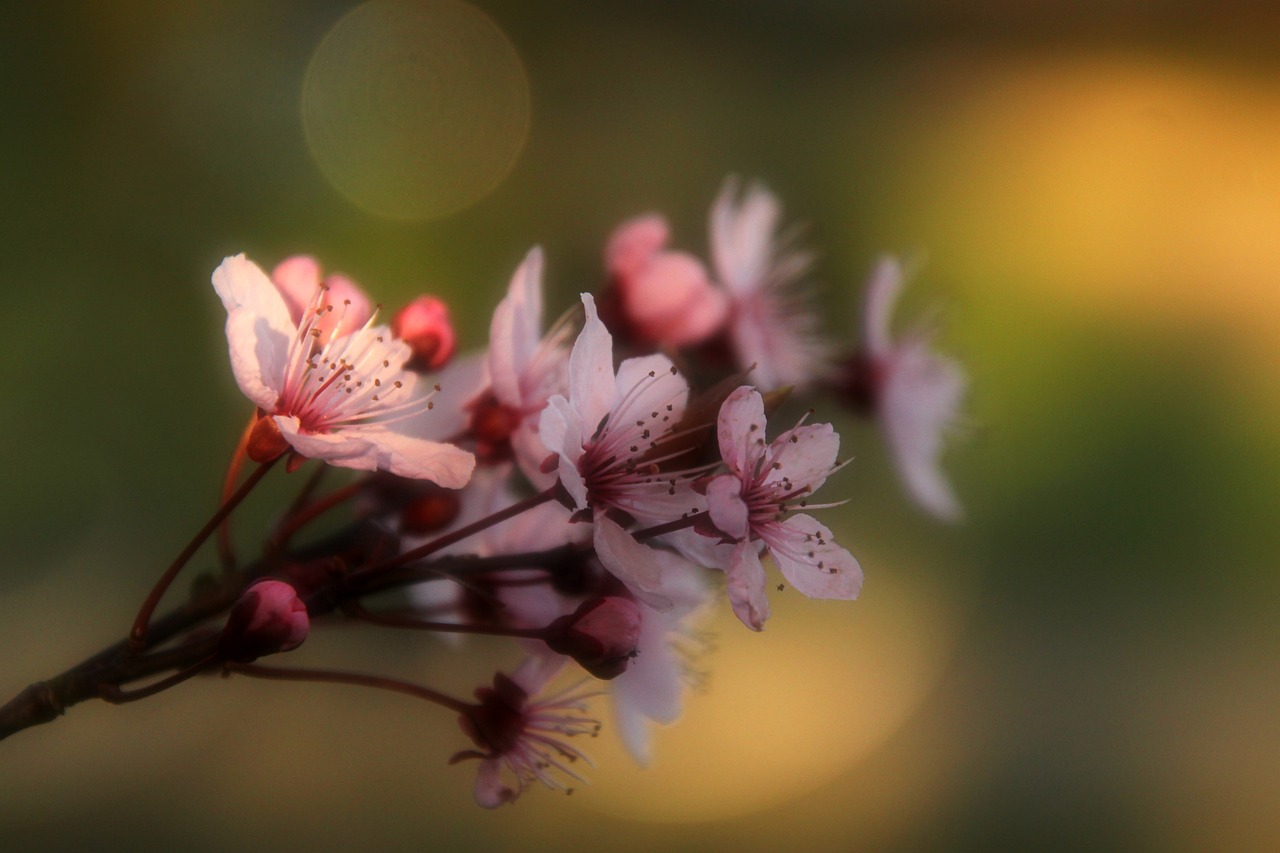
[
  {"left": 545, "top": 596, "right": 642, "bottom": 680},
  {"left": 219, "top": 579, "right": 310, "bottom": 663},
  {"left": 400, "top": 489, "right": 462, "bottom": 534},
  {"left": 393, "top": 296, "right": 457, "bottom": 371}
]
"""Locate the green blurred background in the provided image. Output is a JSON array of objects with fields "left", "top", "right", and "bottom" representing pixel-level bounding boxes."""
[{"left": 3, "top": 1, "right": 1279, "bottom": 850}]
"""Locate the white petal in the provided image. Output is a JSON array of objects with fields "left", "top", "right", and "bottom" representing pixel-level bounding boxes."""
[
  {"left": 474, "top": 760, "right": 514, "bottom": 808},
  {"left": 276, "top": 417, "right": 475, "bottom": 487},
  {"left": 395, "top": 351, "right": 487, "bottom": 442},
  {"left": 212, "top": 255, "right": 295, "bottom": 411},
  {"left": 568, "top": 293, "right": 617, "bottom": 436},
  {"left": 593, "top": 517, "right": 674, "bottom": 611},
  {"left": 765, "top": 514, "right": 863, "bottom": 601},
  {"left": 880, "top": 338, "right": 966, "bottom": 522},
  {"left": 611, "top": 604, "right": 683, "bottom": 766},
  {"left": 614, "top": 353, "right": 688, "bottom": 427}
]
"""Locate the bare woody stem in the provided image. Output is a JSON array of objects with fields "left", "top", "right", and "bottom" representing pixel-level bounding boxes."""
[{"left": 130, "top": 457, "right": 279, "bottom": 650}]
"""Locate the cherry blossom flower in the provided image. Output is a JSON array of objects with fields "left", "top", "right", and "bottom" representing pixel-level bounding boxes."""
[
  {"left": 466, "top": 247, "right": 573, "bottom": 480},
  {"left": 710, "top": 177, "right": 831, "bottom": 392},
  {"left": 704, "top": 385, "right": 862, "bottom": 630},
  {"left": 539, "top": 293, "right": 708, "bottom": 607},
  {"left": 605, "top": 214, "right": 728, "bottom": 348},
  {"left": 844, "top": 257, "right": 967, "bottom": 522},
  {"left": 453, "top": 656, "right": 600, "bottom": 807},
  {"left": 212, "top": 254, "right": 474, "bottom": 487}
]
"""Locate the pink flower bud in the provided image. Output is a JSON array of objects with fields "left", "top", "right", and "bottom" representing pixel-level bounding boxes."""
[
  {"left": 270, "top": 255, "right": 373, "bottom": 340},
  {"left": 219, "top": 580, "right": 310, "bottom": 663},
  {"left": 545, "top": 596, "right": 642, "bottom": 680},
  {"left": 605, "top": 217, "right": 728, "bottom": 348},
  {"left": 393, "top": 296, "right": 457, "bottom": 371}
]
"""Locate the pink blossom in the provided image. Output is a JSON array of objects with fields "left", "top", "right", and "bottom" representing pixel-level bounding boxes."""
[
  {"left": 212, "top": 254, "right": 474, "bottom": 486},
  {"left": 856, "top": 257, "right": 967, "bottom": 522},
  {"left": 710, "top": 178, "right": 831, "bottom": 391},
  {"left": 704, "top": 385, "right": 862, "bottom": 630},
  {"left": 605, "top": 215, "right": 728, "bottom": 347},
  {"left": 539, "top": 294, "right": 707, "bottom": 606},
  {"left": 453, "top": 656, "right": 600, "bottom": 807},
  {"left": 218, "top": 579, "right": 309, "bottom": 663}
]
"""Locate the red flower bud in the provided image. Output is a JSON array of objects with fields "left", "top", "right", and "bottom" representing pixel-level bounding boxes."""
[
  {"left": 392, "top": 296, "right": 457, "bottom": 371},
  {"left": 219, "top": 580, "right": 310, "bottom": 663},
  {"left": 545, "top": 596, "right": 642, "bottom": 680}
]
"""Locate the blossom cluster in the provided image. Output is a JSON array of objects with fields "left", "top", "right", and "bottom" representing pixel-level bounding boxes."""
[{"left": 163, "top": 177, "right": 964, "bottom": 807}]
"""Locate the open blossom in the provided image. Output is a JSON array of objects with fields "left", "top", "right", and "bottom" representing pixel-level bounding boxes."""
[
  {"left": 467, "top": 247, "right": 573, "bottom": 480},
  {"left": 704, "top": 385, "right": 862, "bottom": 630},
  {"left": 212, "top": 254, "right": 474, "bottom": 486},
  {"left": 605, "top": 214, "right": 728, "bottom": 347},
  {"left": 844, "top": 256, "right": 967, "bottom": 521},
  {"left": 710, "top": 178, "right": 831, "bottom": 391},
  {"left": 539, "top": 293, "right": 707, "bottom": 607},
  {"left": 453, "top": 656, "right": 600, "bottom": 807}
]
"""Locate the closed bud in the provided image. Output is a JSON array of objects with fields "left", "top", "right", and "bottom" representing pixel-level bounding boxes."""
[
  {"left": 393, "top": 295, "right": 457, "bottom": 371},
  {"left": 545, "top": 596, "right": 642, "bottom": 680},
  {"left": 219, "top": 580, "right": 310, "bottom": 663}
]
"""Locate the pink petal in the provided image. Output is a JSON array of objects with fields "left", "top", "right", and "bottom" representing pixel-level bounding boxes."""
[
  {"left": 474, "top": 759, "right": 515, "bottom": 808},
  {"left": 605, "top": 215, "right": 669, "bottom": 279},
  {"left": 611, "top": 603, "right": 682, "bottom": 766},
  {"left": 716, "top": 385, "right": 766, "bottom": 476},
  {"left": 725, "top": 539, "right": 771, "bottom": 631},
  {"left": 269, "top": 255, "right": 322, "bottom": 324},
  {"left": 862, "top": 255, "right": 904, "bottom": 359},
  {"left": 489, "top": 248, "right": 544, "bottom": 406},
  {"left": 705, "top": 474, "right": 748, "bottom": 540},
  {"left": 764, "top": 422, "right": 840, "bottom": 495},
  {"left": 613, "top": 353, "right": 688, "bottom": 430},
  {"left": 881, "top": 337, "right": 966, "bottom": 522},
  {"left": 212, "top": 254, "right": 294, "bottom": 412},
  {"left": 765, "top": 514, "right": 862, "bottom": 601}
]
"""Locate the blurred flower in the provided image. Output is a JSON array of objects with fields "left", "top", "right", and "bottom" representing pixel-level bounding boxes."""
[
  {"left": 453, "top": 657, "right": 600, "bottom": 808},
  {"left": 270, "top": 255, "right": 372, "bottom": 340},
  {"left": 710, "top": 177, "right": 831, "bottom": 391},
  {"left": 212, "top": 254, "right": 475, "bottom": 486},
  {"left": 605, "top": 214, "right": 728, "bottom": 347},
  {"left": 841, "top": 257, "right": 967, "bottom": 521},
  {"left": 392, "top": 295, "right": 457, "bottom": 372}
]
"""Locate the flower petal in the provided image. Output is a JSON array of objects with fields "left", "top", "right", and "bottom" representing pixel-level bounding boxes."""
[
  {"left": 593, "top": 516, "right": 675, "bottom": 611},
  {"left": 705, "top": 474, "right": 748, "bottom": 540},
  {"left": 861, "top": 255, "right": 904, "bottom": 358},
  {"left": 725, "top": 539, "right": 771, "bottom": 631},
  {"left": 474, "top": 759, "right": 515, "bottom": 808},
  {"left": 881, "top": 337, "right": 966, "bottom": 522},
  {"left": 212, "top": 255, "right": 295, "bottom": 411},
  {"left": 275, "top": 417, "right": 475, "bottom": 487},
  {"left": 716, "top": 385, "right": 766, "bottom": 477},
  {"left": 765, "top": 514, "right": 862, "bottom": 601},
  {"left": 489, "top": 247, "right": 543, "bottom": 406},
  {"left": 569, "top": 293, "right": 617, "bottom": 436},
  {"left": 763, "top": 422, "right": 840, "bottom": 495}
]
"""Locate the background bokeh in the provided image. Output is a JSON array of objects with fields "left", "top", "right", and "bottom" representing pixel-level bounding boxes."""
[{"left": 3, "top": 1, "right": 1279, "bottom": 850}]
